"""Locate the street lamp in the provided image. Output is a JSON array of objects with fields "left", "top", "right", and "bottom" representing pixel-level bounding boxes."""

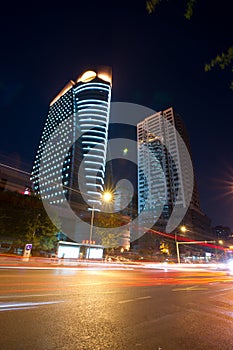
[
  {"left": 88, "top": 191, "right": 113, "bottom": 259},
  {"left": 175, "top": 232, "right": 181, "bottom": 264},
  {"left": 102, "top": 191, "right": 113, "bottom": 203},
  {"left": 180, "top": 225, "right": 187, "bottom": 233},
  {"left": 175, "top": 225, "right": 187, "bottom": 263},
  {"left": 175, "top": 224, "right": 216, "bottom": 264}
]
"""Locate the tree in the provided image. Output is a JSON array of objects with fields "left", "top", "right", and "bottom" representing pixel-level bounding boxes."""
[
  {"left": 146, "top": 0, "right": 197, "bottom": 19},
  {"left": 145, "top": 0, "right": 233, "bottom": 89},
  {"left": 204, "top": 47, "right": 233, "bottom": 90},
  {"left": 94, "top": 212, "right": 130, "bottom": 250},
  {"left": 159, "top": 241, "right": 170, "bottom": 254},
  {"left": 0, "top": 191, "right": 59, "bottom": 253}
]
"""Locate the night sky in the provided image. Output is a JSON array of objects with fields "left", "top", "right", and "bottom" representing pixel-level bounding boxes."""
[{"left": 0, "top": 1, "right": 232, "bottom": 230}]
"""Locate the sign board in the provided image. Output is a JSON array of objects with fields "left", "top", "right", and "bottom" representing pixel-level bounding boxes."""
[{"left": 23, "top": 243, "right": 32, "bottom": 259}]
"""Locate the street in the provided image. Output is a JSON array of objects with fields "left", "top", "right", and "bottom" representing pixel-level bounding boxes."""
[{"left": 0, "top": 265, "right": 233, "bottom": 350}]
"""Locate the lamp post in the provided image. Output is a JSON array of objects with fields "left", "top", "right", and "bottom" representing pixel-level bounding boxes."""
[
  {"left": 218, "top": 239, "right": 226, "bottom": 261},
  {"left": 175, "top": 225, "right": 187, "bottom": 263},
  {"left": 175, "top": 232, "right": 181, "bottom": 264},
  {"left": 89, "top": 206, "right": 95, "bottom": 245},
  {"left": 175, "top": 225, "right": 216, "bottom": 264},
  {"left": 88, "top": 190, "right": 113, "bottom": 259}
]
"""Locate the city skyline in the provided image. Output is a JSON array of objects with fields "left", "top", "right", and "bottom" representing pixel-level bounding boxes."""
[{"left": 0, "top": 1, "right": 232, "bottom": 229}]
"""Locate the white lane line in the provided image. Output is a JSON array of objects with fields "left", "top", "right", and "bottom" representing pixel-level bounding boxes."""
[
  {"left": 0, "top": 293, "right": 63, "bottom": 299},
  {"left": 172, "top": 285, "right": 208, "bottom": 291},
  {"left": 118, "top": 296, "right": 152, "bottom": 304},
  {"left": 0, "top": 289, "right": 117, "bottom": 299},
  {"left": 209, "top": 287, "right": 233, "bottom": 298},
  {"left": 0, "top": 306, "right": 38, "bottom": 312},
  {"left": 118, "top": 299, "right": 135, "bottom": 304},
  {"left": 0, "top": 300, "right": 64, "bottom": 312},
  {"left": 136, "top": 296, "right": 152, "bottom": 300},
  {"left": 0, "top": 300, "right": 64, "bottom": 309}
]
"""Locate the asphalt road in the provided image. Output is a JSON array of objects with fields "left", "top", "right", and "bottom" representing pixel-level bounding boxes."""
[{"left": 0, "top": 265, "right": 233, "bottom": 350}]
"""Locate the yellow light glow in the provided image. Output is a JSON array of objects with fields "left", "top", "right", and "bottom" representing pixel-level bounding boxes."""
[
  {"left": 97, "top": 73, "right": 112, "bottom": 85},
  {"left": 77, "top": 70, "right": 97, "bottom": 83},
  {"left": 180, "top": 225, "right": 187, "bottom": 233},
  {"left": 218, "top": 240, "right": 223, "bottom": 245},
  {"left": 102, "top": 191, "right": 113, "bottom": 203}
]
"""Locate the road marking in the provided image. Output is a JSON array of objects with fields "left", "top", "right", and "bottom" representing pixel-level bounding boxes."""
[
  {"left": 0, "top": 293, "right": 62, "bottom": 299},
  {"left": 1, "top": 306, "right": 39, "bottom": 311},
  {"left": 209, "top": 286, "right": 233, "bottom": 298},
  {"left": 136, "top": 296, "right": 152, "bottom": 300},
  {"left": 172, "top": 285, "right": 208, "bottom": 291},
  {"left": 0, "top": 300, "right": 64, "bottom": 312},
  {"left": 118, "top": 298, "right": 135, "bottom": 304},
  {"left": 118, "top": 296, "right": 152, "bottom": 304},
  {"left": 0, "top": 290, "right": 115, "bottom": 299}
]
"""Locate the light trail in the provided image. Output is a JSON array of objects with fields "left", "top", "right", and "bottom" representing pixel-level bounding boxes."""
[{"left": 0, "top": 300, "right": 64, "bottom": 312}]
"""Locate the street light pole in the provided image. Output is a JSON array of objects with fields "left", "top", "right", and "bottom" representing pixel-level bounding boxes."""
[
  {"left": 176, "top": 240, "right": 216, "bottom": 264},
  {"left": 88, "top": 206, "right": 95, "bottom": 259},
  {"left": 175, "top": 225, "right": 188, "bottom": 264},
  {"left": 175, "top": 233, "right": 181, "bottom": 264},
  {"left": 87, "top": 190, "right": 113, "bottom": 259}
]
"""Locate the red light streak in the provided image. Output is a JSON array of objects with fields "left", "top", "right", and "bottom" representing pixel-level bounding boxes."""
[{"left": 132, "top": 225, "right": 226, "bottom": 251}]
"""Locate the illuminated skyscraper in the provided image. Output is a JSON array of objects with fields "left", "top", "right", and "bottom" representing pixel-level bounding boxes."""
[
  {"left": 137, "top": 107, "right": 211, "bottom": 238},
  {"left": 31, "top": 67, "right": 112, "bottom": 212}
]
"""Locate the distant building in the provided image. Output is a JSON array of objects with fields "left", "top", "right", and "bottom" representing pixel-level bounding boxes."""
[
  {"left": 0, "top": 163, "right": 32, "bottom": 195},
  {"left": 137, "top": 107, "right": 211, "bottom": 242},
  {"left": 212, "top": 225, "right": 231, "bottom": 240}
]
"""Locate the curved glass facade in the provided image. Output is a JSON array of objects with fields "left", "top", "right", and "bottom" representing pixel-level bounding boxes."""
[
  {"left": 75, "top": 80, "right": 111, "bottom": 209},
  {"left": 31, "top": 68, "right": 112, "bottom": 213}
]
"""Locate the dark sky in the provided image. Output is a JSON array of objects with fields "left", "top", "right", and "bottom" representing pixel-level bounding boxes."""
[{"left": 0, "top": 1, "right": 232, "bottom": 230}]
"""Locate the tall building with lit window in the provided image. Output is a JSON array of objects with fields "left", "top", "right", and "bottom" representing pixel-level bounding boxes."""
[
  {"left": 137, "top": 107, "right": 211, "bottom": 238},
  {"left": 31, "top": 67, "right": 112, "bottom": 213}
]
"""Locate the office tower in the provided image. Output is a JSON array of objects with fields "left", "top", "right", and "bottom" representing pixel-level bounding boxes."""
[
  {"left": 31, "top": 67, "right": 112, "bottom": 213},
  {"left": 137, "top": 107, "right": 211, "bottom": 238}
]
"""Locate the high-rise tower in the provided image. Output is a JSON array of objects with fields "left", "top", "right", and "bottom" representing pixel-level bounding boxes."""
[
  {"left": 31, "top": 67, "right": 112, "bottom": 214},
  {"left": 137, "top": 107, "right": 211, "bottom": 238}
]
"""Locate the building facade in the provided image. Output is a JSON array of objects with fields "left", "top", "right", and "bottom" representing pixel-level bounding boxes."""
[
  {"left": 31, "top": 67, "right": 112, "bottom": 215},
  {"left": 212, "top": 225, "right": 231, "bottom": 240},
  {"left": 137, "top": 107, "right": 211, "bottom": 239}
]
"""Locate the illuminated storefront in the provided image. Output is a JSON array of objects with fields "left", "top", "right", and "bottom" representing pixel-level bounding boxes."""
[{"left": 57, "top": 241, "right": 104, "bottom": 259}]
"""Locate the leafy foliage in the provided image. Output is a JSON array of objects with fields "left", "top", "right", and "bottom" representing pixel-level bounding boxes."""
[
  {"left": 160, "top": 240, "right": 170, "bottom": 254},
  {"left": 94, "top": 212, "right": 130, "bottom": 249},
  {"left": 146, "top": 0, "right": 163, "bottom": 14},
  {"left": 0, "top": 191, "right": 59, "bottom": 252},
  {"left": 205, "top": 47, "right": 233, "bottom": 89},
  {"left": 184, "top": 0, "right": 196, "bottom": 19},
  {"left": 145, "top": 0, "right": 233, "bottom": 89},
  {"left": 146, "top": 0, "right": 196, "bottom": 19}
]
